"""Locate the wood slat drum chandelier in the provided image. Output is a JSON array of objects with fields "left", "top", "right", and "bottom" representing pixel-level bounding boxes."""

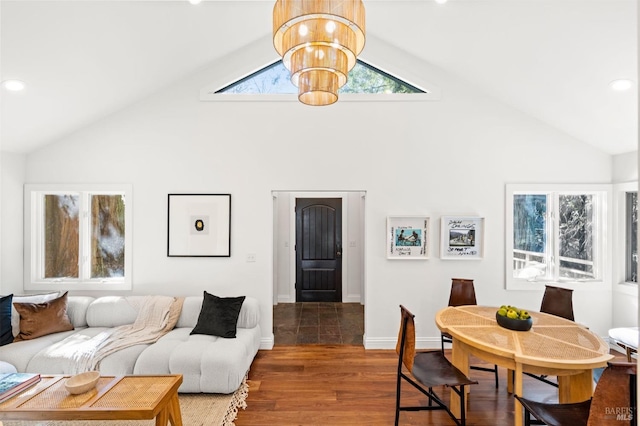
[{"left": 273, "top": 0, "right": 366, "bottom": 106}]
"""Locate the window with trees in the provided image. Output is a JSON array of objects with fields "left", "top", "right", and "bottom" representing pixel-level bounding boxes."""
[
  {"left": 25, "top": 184, "right": 132, "bottom": 291},
  {"left": 215, "top": 59, "right": 425, "bottom": 95},
  {"left": 625, "top": 191, "right": 637, "bottom": 283},
  {"left": 506, "top": 184, "right": 609, "bottom": 289}
]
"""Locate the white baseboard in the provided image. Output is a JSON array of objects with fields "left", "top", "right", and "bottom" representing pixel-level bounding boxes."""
[
  {"left": 276, "top": 295, "right": 293, "bottom": 303},
  {"left": 276, "top": 296, "right": 363, "bottom": 304},
  {"left": 260, "top": 336, "right": 274, "bottom": 350},
  {"left": 364, "top": 336, "right": 442, "bottom": 350}
]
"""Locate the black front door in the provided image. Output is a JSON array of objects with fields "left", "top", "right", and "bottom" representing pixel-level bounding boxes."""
[{"left": 295, "top": 198, "right": 342, "bottom": 302}]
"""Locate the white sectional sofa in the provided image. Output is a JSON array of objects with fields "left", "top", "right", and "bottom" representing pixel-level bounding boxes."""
[{"left": 0, "top": 295, "right": 261, "bottom": 394}]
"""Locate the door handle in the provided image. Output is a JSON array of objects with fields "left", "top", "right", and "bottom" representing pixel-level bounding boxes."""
[{"left": 336, "top": 245, "right": 342, "bottom": 257}]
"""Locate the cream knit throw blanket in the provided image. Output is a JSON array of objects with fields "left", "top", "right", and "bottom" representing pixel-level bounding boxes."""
[{"left": 42, "top": 296, "right": 184, "bottom": 374}]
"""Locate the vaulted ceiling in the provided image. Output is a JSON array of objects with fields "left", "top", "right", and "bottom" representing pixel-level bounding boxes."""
[{"left": 1, "top": 0, "right": 636, "bottom": 155}]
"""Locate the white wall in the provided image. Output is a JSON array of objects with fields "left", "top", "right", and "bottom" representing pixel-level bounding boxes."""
[
  {"left": 0, "top": 35, "right": 624, "bottom": 349},
  {"left": 611, "top": 152, "right": 638, "bottom": 329},
  {"left": 613, "top": 152, "right": 638, "bottom": 183},
  {"left": 1, "top": 152, "right": 26, "bottom": 292}
]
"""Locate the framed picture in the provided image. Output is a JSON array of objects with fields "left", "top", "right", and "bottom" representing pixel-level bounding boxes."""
[
  {"left": 167, "top": 194, "right": 231, "bottom": 257},
  {"left": 386, "top": 216, "right": 429, "bottom": 259},
  {"left": 440, "top": 216, "right": 484, "bottom": 260}
]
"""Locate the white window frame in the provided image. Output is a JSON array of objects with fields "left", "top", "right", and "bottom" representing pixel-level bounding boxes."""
[
  {"left": 24, "top": 183, "right": 132, "bottom": 291},
  {"left": 505, "top": 183, "right": 611, "bottom": 290},
  {"left": 613, "top": 182, "right": 638, "bottom": 296}
]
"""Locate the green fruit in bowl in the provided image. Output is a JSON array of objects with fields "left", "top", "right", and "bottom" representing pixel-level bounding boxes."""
[
  {"left": 497, "top": 305, "right": 530, "bottom": 320},
  {"left": 506, "top": 309, "right": 519, "bottom": 319}
]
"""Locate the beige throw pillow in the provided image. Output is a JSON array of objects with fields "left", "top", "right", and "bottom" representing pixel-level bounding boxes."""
[{"left": 13, "top": 291, "right": 74, "bottom": 342}]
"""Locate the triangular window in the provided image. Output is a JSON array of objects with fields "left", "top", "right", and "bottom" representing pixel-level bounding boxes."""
[{"left": 216, "top": 59, "right": 425, "bottom": 95}]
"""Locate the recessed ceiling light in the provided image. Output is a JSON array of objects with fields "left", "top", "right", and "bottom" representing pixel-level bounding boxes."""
[
  {"left": 609, "top": 79, "right": 633, "bottom": 91},
  {"left": 188, "top": 0, "right": 202, "bottom": 4},
  {"left": 2, "top": 80, "right": 25, "bottom": 91},
  {"left": 435, "top": 0, "right": 448, "bottom": 4}
]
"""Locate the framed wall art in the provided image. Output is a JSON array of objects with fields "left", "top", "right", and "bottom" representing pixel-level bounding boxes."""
[
  {"left": 440, "top": 216, "right": 484, "bottom": 260},
  {"left": 167, "top": 194, "right": 231, "bottom": 257},
  {"left": 386, "top": 216, "right": 429, "bottom": 259}
]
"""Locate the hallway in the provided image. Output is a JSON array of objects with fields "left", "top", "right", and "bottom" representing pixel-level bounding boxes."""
[{"left": 273, "top": 302, "right": 364, "bottom": 345}]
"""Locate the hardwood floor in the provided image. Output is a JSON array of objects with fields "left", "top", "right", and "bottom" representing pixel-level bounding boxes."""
[{"left": 236, "top": 345, "right": 626, "bottom": 426}]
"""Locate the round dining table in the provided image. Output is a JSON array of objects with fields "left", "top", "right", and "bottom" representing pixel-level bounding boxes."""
[{"left": 435, "top": 305, "right": 613, "bottom": 426}]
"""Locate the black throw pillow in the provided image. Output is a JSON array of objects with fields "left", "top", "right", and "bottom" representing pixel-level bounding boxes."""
[
  {"left": 0, "top": 294, "right": 13, "bottom": 346},
  {"left": 190, "top": 292, "right": 245, "bottom": 338}
]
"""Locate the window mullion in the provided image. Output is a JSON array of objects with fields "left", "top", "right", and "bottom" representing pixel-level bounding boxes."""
[
  {"left": 592, "top": 192, "right": 600, "bottom": 281},
  {"left": 34, "top": 192, "right": 46, "bottom": 281},
  {"left": 550, "top": 193, "right": 559, "bottom": 280},
  {"left": 79, "top": 192, "right": 91, "bottom": 281}
]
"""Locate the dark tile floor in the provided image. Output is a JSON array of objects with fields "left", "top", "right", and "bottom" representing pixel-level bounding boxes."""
[{"left": 273, "top": 302, "right": 364, "bottom": 345}]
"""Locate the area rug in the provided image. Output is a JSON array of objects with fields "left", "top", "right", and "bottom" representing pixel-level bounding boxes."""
[{"left": 0, "top": 378, "right": 248, "bottom": 426}]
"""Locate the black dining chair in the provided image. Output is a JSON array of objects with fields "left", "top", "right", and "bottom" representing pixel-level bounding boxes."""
[
  {"left": 515, "top": 361, "right": 637, "bottom": 426},
  {"left": 441, "top": 278, "right": 499, "bottom": 388},
  {"left": 540, "top": 284, "right": 575, "bottom": 321},
  {"left": 523, "top": 285, "right": 576, "bottom": 388},
  {"left": 396, "top": 305, "right": 477, "bottom": 426}
]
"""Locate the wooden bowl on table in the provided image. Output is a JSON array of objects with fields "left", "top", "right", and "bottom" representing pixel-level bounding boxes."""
[{"left": 65, "top": 371, "right": 100, "bottom": 394}]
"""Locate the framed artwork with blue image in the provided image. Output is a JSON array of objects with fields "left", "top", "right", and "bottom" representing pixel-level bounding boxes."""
[{"left": 386, "top": 216, "right": 429, "bottom": 259}]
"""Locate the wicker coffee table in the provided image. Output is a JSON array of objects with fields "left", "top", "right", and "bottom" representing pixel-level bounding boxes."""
[{"left": 0, "top": 374, "right": 183, "bottom": 425}]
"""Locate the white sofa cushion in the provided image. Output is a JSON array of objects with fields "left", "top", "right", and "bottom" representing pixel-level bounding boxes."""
[
  {"left": 133, "top": 325, "right": 261, "bottom": 393},
  {"left": 66, "top": 296, "right": 95, "bottom": 328},
  {"left": 23, "top": 327, "right": 148, "bottom": 375},
  {"left": 0, "top": 329, "right": 78, "bottom": 372},
  {"left": 86, "top": 296, "right": 140, "bottom": 327},
  {"left": 0, "top": 361, "right": 16, "bottom": 374},
  {"left": 609, "top": 327, "right": 638, "bottom": 350}
]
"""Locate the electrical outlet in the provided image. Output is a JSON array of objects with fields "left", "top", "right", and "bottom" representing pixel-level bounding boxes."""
[{"left": 246, "top": 253, "right": 256, "bottom": 262}]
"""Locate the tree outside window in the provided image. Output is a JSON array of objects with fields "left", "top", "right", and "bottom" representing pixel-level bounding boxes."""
[
  {"left": 216, "top": 60, "right": 424, "bottom": 95},
  {"left": 507, "top": 184, "right": 607, "bottom": 289},
  {"left": 26, "top": 184, "right": 131, "bottom": 291},
  {"left": 625, "top": 191, "right": 637, "bottom": 283}
]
